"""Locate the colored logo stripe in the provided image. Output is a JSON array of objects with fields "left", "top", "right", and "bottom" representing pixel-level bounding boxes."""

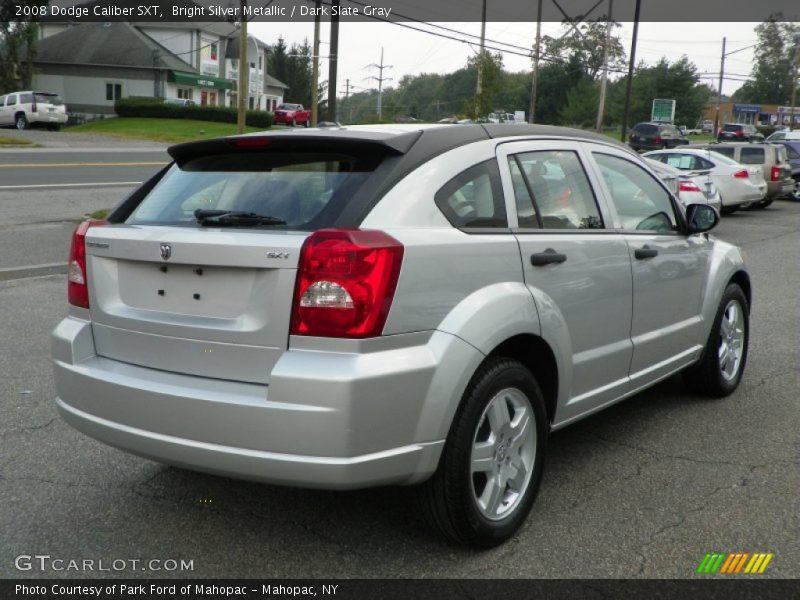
[{"left": 698, "top": 552, "right": 773, "bottom": 574}]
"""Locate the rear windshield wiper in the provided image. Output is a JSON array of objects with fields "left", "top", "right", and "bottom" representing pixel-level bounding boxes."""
[{"left": 194, "top": 209, "right": 286, "bottom": 226}]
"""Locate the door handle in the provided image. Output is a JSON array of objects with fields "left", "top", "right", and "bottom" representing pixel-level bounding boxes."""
[
  {"left": 634, "top": 245, "right": 659, "bottom": 260},
  {"left": 531, "top": 248, "right": 567, "bottom": 266}
]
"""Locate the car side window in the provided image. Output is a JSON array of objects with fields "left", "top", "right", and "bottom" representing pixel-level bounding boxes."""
[
  {"left": 739, "top": 147, "right": 765, "bottom": 164},
  {"left": 434, "top": 159, "right": 507, "bottom": 229},
  {"left": 7, "top": 95, "right": 16, "bottom": 106},
  {"left": 785, "top": 145, "right": 800, "bottom": 159},
  {"left": 19, "top": 93, "right": 33, "bottom": 104},
  {"left": 593, "top": 153, "right": 679, "bottom": 233},
  {"left": 0, "top": 95, "right": 5, "bottom": 106},
  {"left": 663, "top": 153, "right": 698, "bottom": 170},
  {"left": 511, "top": 150, "right": 603, "bottom": 230},
  {"left": 711, "top": 146, "right": 735, "bottom": 159},
  {"left": 697, "top": 157, "right": 714, "bottom": 170}
]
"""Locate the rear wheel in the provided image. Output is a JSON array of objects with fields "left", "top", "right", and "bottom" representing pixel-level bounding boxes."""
[
  {"left": 419, "top": 357, "right": 547, "bottom": 548},
  {"left": 47, "top": 124, "right": 61, "bottom": 132},
  {"left": 790, "top": 178, "right": 800, "bottom": 201},
  {"left": 683, "top": 283, "right": 749, "bottom": 397},
  {"left": 15, "top": 114, "right": 28, "bottom": 130}
]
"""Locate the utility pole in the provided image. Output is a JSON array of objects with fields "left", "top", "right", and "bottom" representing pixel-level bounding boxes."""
[
  {"left": 327, "top": 0, "right": 340, "bottom": 122},
  {"left": 365, "top": 48, "right": 392, "bottom": 121},
  {"left": 595, "top": 0, "right": 613, "bottom": 132},
  {"left": 340, "top": 78, "right": 352, "bottom": 123},
  {"left": 310, "top": 0, "right": 321, "bottom": 127},
  {"left": 528, "top": 0, "right": 542, "bottom": 123},
  {"left": 475, "top": 0, "right": 487, "bottom": 117},
  {"left": 790, "top": 33, "right": 799, "bottom": 131},
  {"left": 619, "top": 0, "right": 641, "bottom": 142},
  {"left": 236, "top": 0, "right": 248, "bottom": 134},
  {"left": 714, "top": 36, "right": 726, "bottom": 135}
]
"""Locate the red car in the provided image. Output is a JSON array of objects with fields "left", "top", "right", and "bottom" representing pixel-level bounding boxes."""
[{"left": 273, "top": 103, "right": 311, "bottom": 127}]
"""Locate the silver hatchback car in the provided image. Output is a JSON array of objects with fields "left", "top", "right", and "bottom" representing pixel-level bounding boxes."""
[{"left": 53, "top": 124, "right": 750, "bottom": 547}]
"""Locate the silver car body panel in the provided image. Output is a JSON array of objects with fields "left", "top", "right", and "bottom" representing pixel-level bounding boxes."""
[{"left": 52, "top": 129, "right": 750, "bottom": 487}]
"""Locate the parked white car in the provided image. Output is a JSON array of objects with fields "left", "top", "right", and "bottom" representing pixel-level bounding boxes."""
[
  {"left": 645, "top": 158, "right": 722, "bottom": 213},
  {"left": 766, "top": 130, "right": 800, "bottom": 142},
  {"left": 644, "top": 148, "right": 766, "bottom": 213},
  {"left": 0, "top": 91, "right": 68, "bottom": 130}
]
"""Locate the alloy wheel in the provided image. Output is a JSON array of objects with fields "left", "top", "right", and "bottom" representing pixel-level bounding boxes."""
[{"left": 718, "top": 299, "right": 745, "bottom": 383}]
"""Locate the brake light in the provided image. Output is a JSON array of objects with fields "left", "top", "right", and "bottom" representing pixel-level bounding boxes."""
[
  {"left": 732, "top": 170, "right": 749, "bottom": 179},
  {"left": 31, "top": 100, "right": 37, "bottom": 113},
  {"left": 67, "top": 219, "right": 108, "bottom": 308},
  {"left": 291, "top": 229, "right": 404, "bottom": 338},
  {"left": 232, "top": 137, "right": 273, "bottom": 149},
  {"left": 679, "top": 180, "right": 702, "bottom": 192},
  {"left": 735, "top": 129, "right": 744, "bottom": 137},
  {"left": 654, "top": 136, "right": 662, "bottom": 145},
  {"left": 770, "top": 165, "right": 780, "bottom": 181}
]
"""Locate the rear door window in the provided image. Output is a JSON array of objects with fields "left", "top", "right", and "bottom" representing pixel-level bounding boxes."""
[
  {"left": 510, "top": 150, "right": 603, "bottom": 230},
  {"left": 663, "top": 153, "right": 700, "bottom": 170},
  {"left": 127, "top": 152, "right": 377, "bottom": 230},
  {"left": 435, "top": 159, "right": 507, "bottom": 229},
  {"left": 739, "top": 147, "right": 765, "bottom": 164},
  {"left": 19, "top": 93, "right": 33, "bottom": 104}
]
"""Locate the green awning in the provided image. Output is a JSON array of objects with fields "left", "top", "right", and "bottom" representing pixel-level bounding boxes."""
[{"left": 168, "top": 71, "right": 233, "bottom": 90}]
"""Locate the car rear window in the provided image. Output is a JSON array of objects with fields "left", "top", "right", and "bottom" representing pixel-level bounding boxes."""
[
  {"left": 35, "top": 93, "right": 63, "bottom": 106},
  {"left": 635, "top": 124, "right": 657, "bottom": 134},
  {"left": 127, "top": 152, "right": 377, "bottom": 231},
  {"left": 723, "top": 124, "right": 742, "bottom": 132},
  {"left": 739, "top": 147, "right": 765, "bottom": 164}
]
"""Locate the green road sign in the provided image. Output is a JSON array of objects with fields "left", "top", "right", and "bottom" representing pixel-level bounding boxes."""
[{"left": 652, "top": 99, "right": 676, "bottom": 123}]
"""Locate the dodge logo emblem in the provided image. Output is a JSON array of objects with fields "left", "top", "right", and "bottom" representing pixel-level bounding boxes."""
[{"left": 160, "top": 243, "right": 172, "bottom": 261}]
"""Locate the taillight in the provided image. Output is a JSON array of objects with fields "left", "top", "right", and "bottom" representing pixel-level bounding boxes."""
[
  {"left": 735, "top": 129, "right": 744, "bottom": 137},
  {"left": 290, "top": 229, "right": 404, "bottom": 338},
  {"left": 654, "top": 136, "right": 662, "bottom": 145},
  {"left": 31, "top": 101, "right": 37, "bottom": 113},
  {"left": 732, "top": 170, "right": 749, "bottom": 179},
  {"left": 770, "top": 166, "right": 780, "bottom": 181},
  {"left": 67, "top": 219, "right": 108, "bottom": 308},
  {"left": 679, "top": 180, "right": 702, "bottom": 192}
]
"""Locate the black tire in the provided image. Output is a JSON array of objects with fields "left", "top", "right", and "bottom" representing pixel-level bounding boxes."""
[
  {"left": 683, "top": 283, "right": 749, "bottom": 397},
  {"left": 790, "top": 179, "right": 800, "bottom": 202},
  {"left": 15, "top": 114, "right": 28, "bottom": 130},
  {"left": 419, "top": 357, "right": 547, "bottom": 548},
  {"left": 303, "top": 119, "right": 310, "bottom": 128},
  {"left": 290, "top": 118, "right": 296, "bottom": 127},
  {"left": 48, "top": 124, "right": 61, "bottom": 132},
  {"left": 720, "top": 205, "right": 737, "bottom": 215},
  {"left": 750, "top": 199, "right": 773, "bottom": 209}
]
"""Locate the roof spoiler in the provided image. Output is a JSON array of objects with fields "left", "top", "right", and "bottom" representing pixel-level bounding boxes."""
[{"left": 168, "top": 130, "right": 423, "bottom": 165}]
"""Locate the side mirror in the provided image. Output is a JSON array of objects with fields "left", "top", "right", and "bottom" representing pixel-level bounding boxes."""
[{"left": 686, "top": 204, "right": 719, "bottom": 233}]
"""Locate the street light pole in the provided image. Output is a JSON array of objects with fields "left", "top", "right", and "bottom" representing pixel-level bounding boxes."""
[
  {"left": 714, "top": 36, "right": 726, "bottom": 135},
  {"left": 528, "top": 0, "right": 542, "bottom": 124},
  {"left": 790, "top": 33, "right": 799, "bottom": 131},
  {"left": 619, "top": 0, "right": 641, "bottom": 142},
  {"left": 595, "top": 0, "right": 613, "bottom": 132}
]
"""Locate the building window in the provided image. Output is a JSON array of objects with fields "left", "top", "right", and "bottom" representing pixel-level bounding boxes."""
[
  {"left": 177, "top": 88, "right": 192, "bottom": 100},
  {"left": 106, "top": 83, "right": 122, "bottom": 101},
  {"left": 210, "top": 43, "right": 218, "bottom": 61}
]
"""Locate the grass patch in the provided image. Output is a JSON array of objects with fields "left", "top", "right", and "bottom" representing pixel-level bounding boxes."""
[
  {"left": 0, "top": 136, "right": 34, "bottom": 146},
  {"left": 65, "top": 118, "right": 265, "bottom": 143},
  {"left": 85, "top": 209, "right": 110, "bottom": 220}
]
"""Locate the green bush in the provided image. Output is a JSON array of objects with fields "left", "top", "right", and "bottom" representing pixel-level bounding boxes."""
[{"left": 114, "top": 97, "right": 272, "bottom": 128}]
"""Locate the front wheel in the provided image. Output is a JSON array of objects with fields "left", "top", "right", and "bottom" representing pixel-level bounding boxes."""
[
  {"left": 790, "top": 179, "right": 800, "bottom": 201},
  {"left": 419, "top": 357, "right": 547, "bottom": 548},
  {"left": 290, "top": 118, "right": 296, "bottom": 127},
  {"left": 683, "top": 283, "right": 749, "bottom": 397}
]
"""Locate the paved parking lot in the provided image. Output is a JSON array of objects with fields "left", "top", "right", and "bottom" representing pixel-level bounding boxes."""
[{"left": 0, "top": 196, "right": 797, "bottom": 579}]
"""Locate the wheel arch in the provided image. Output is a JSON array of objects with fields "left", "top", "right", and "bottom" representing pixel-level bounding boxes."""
[
  {"left": 487, "top": 334, "right": 559, "bottom": 425},
  {"left": 729, "top": 269, "right": 752, "bottom": 313}
]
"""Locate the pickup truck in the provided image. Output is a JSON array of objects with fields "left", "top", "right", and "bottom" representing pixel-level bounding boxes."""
[
  {"left": 678, "top": 125, "right": 702, "bottom": 136},
  {"left": 273, "top": 103, "right": 311, "bottom": 127}
]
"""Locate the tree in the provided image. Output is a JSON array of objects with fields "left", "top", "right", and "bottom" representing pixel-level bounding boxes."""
[
  {"left": 466, "top": 51, "right": 503, "bottom": 119},
  {"left": 733, "top": 16, "right": 799, "bottom": 104},
  {"left": 560, "top": 78, "right": 600, "bottom": 127},
  {"left": 0, "top": 3, "right": 40, "bottom": 92},
  {"left": 543, "top": 18, "right": 626, "bottom": 80}
]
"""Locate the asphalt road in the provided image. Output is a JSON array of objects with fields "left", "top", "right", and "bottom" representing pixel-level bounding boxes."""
[
  {"left": 0, "top": 200, "right": 798, "bottom": 579},
  {"left": 0, "top": 148, "right": 168, "bottom": 189}
]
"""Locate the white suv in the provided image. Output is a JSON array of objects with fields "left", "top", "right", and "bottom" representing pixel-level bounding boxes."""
[
  {"left": 52, "top": 125, "right": 750, "bottom": 547},
  {"left": 0, "top": 91, "right": 68, "bottom": 130}
]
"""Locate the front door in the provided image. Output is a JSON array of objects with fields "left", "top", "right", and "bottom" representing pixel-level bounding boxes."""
[
  {"left": 496, "top": 141, "right": 634, "bottom": 424},
  {"left": 588, "top": 149, "right": 712, "bottom": 385}
]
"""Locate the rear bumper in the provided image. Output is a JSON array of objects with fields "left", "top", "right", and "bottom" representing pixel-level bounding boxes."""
[{"left": 52, "top": 317, "right": 479, "bottom": 489}]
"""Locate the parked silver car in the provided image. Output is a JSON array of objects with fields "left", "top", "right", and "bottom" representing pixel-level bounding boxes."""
[{"left": 52, "top": 125, "right": 750, "bottom": 548}]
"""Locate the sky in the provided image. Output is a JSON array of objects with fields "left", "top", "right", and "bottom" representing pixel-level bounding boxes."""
[{"left": 248, "top": 21, "right": 761, "bottom": 102}]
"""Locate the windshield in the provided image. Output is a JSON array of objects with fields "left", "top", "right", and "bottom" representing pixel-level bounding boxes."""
[{"left": 127, "top": 152, "right": 375, "bottom": 230}]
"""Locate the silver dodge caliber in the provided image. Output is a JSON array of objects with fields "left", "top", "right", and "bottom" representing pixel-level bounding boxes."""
[{"left": 52, "top": 124, "right": 750, "bottom": 547}]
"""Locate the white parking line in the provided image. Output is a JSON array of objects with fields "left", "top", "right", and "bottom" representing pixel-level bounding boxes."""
[{"left": 0, "top": 182, "right": 141, "bottom": 190}]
